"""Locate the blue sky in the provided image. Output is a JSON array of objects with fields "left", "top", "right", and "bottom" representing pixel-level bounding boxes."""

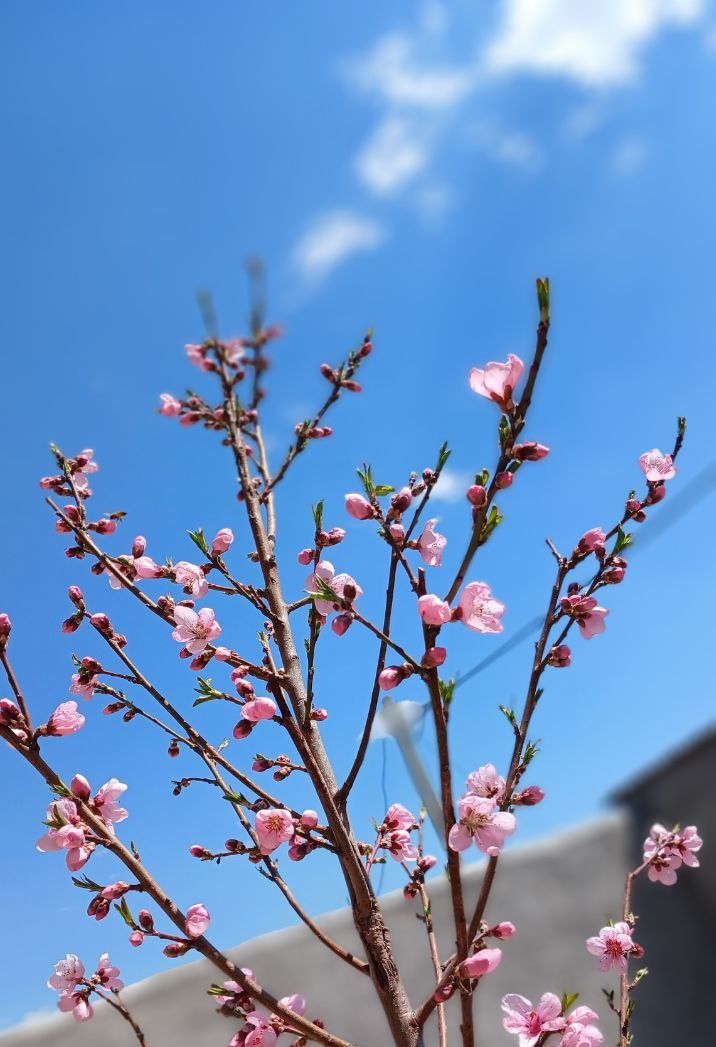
[{"left": 2, "top": 0, "right": 716, "bottom": 1030}]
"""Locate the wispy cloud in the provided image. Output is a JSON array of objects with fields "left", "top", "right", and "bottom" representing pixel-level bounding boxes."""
[
  {"left": 355, "top": 115, "right": 431, "bottom": 196},
  {"left": 611, "top": 138, "right": 648, "bottom": 175},
  {"left": 487, "top": 0, "right": 704, "bottom": 86},
  {"left": 432, "top": 467, "right": 473, "bottom": 503},
  {"left": 293, "top": 210, "right": 386, "bottom": 285}
]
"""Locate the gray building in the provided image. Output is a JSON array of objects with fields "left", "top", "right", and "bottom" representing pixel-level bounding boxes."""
[{"left": 2, "top": 729, "right": 713, "bottom": 1047}]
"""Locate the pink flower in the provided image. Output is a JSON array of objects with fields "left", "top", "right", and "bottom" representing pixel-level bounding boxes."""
[
  {"left": 383, "top": 803, "right": 416, "bottom": 832},
  {"left": 92, "top": 777, "right": 129, "bottom": 830},
  {"left": 459, "top": 947, "right": 503, "bottom": 979},
  {"left": 306, "top": 561, "right": 363, "bottom": 617},
  {"left": 501, "top": 993, "right": 565, "bottom": 1045},
  {"left": 46, "top": 701, "right": 85, "bottom": 737},
  {"left": 642, "top": 822, "right": 702, "bottom": 884},
  {"left": 466, "top": 764, "right": 506, "bottom": 802},
  {"left": 560, "top": 595, "right": 608, "bottom": 639},
  {"left": 559, "top": 1007, "right": 603, "bottom": 1046},
  {"left": 673, "top": 824, "right": 703, "bottom": 867},
  {"left": 255, "top": 808, "right": 294, "bottom": 854},
  {"left": 94, "top": 953, "right": 123, "bottom": 992},
  {"left": 58, "top": 993, "right": 93, "bottom": 1021},
  {"left": 384, "top": 829, "right": 419, "bottom": 862},
  {"left": 36, "top": 799, "right": 93, "bottom": 871},
  {"left": 174, "top": 561, "right": 209, "bottom": 599},
  {"left": 469, "top": 354, "right": 523, "bottom": 408},
  {"left": 211, "top": 528, "right": 234, "bottom": 554},
  {"left": 417, "top": 519, "right": 447, "bottom": 567},
  {"left": 159, "top": 393, "right": 182, "bottom": 416},
  {"left": 586, "top": 923, "right": 634, "bottom": 973},
  {"left": 134, "top": 555, "right": 163, "bottom": 579},
  {"left": 449, "top": 794, "right": 516, "bottom": 856},
  {"left": 492, "top": 921, "right": 516, "bottom": 939},
  {"left": 418, "top": 594, "right": 452, "bottom": 626},
  {"left": 578, "top": 528, "right": 606, "bottom": 558},
  {"left": 70, "top": 672, "right": 98, "bottom": 700},
  {"left": 458, "top": 581, "right": 505, "bottom": 633},
  {"left": 185, "top": 902, "right": 210, "bottom": 938},
  {"left": 639, "top": 448, "right": 676, "bottom": 483},
  {"left": 345, "top": 493, "right": 375, "bottom": 520},
  {"left": 172, "top": 606, "right": 221, "bottom": 654},
  {"left": 239, "top": 1012, "right": 278, "bottom": 1047},
  {"left": 48, "top": 954, "right": 85, "bottom": 995},
  {"left": 240, "top": 697, "right": 277, "bottom": 723},
  {"left": 278, "top": 994, "right": 306, "bottom": 1016}
]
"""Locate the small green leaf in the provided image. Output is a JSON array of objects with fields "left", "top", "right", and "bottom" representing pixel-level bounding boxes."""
[
  {"left": 188, "top": 529, "right": 210, "bottom": 556},
  {"left": 374, "top": 484, "right": 394, "bottom": 497},
  {"left": 71, "top": 874, "right": 105, "bottom": 892},
  {"left": 114, "top": 896, "right": 135, "bottom": 928},
  {"left": 562, "top": 992, "right": 579, "bottom": 1012},
  {"left": 222, "top": 790, "right": 249, "bottom": 806},
  {"left": 614, "top": 528, "right": 633, "bottom": 554},
  {"left": 312, "top": 500, "right": 324, "bottom": 531},
  {"left": 439, "top": 679, "right": 456, "bottom": 707}
]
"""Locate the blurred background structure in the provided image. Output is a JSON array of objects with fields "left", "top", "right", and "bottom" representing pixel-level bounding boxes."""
[
  {"left": 1, "top": 728, "right": 713, "bottom": 1045},
  {"left": 2, "top": 0, "right": 716, "bottom": 1041}
]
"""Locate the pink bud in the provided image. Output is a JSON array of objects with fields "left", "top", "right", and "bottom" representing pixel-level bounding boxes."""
[
  {"left": 331, "top": 613, "right": 353, "bottom": 636},
  {"left": 516, "top": 785, "right": 545, "bottom": 806},
  {"left": 297, "top": 548, "right": 314, "bottom": 565},
  {"left": 325, "top": 527, "right": 346, "bottom": 546},
  {"left": 378, "top": 665, "right": 410, "bottom": 691},
  {"left": 61, "top": 614, "right": 82, "bottom": 634},
  {"left": 512, "top": 442, "right": 549, "bottom": 462},
  {"left": 0, "top": 699, "right": 22, "bottom": 725},
  {"left": 419, "top": 854, "right": 437, "bottom": 871},
  {"left": 389, "top": 523, "right": 406, "bottom": 544},
  {"left": 68, "top": 586, "right": 84, "bottom": 606},
  {"left": 129, "top": 930, "right": 144, "bottom": 947},
  {"left": 458, "top": 947, "right": 502, "bottom": 979},
  {"left": 211, "top": 528, "right": 234, "bottom": 555},
  {"left": 101, "top": 881, "right": 130, "bottom": 900},
  {"left": 232, "top": 719, "right": 254, "bottom": 740},
  {"left": 646, "top": 483, "right": 666, "bottom": 504},
  {"left": 163, "top": 941, "right": 188, "bottom": 957},
  {"left": 547, "top": 644, "right": 571, "bottom": 668},
  {"left": 214, "top": 646, "right": 232, "bottom": 661},
  {"left": 391, "top": 487, "right": 412, "bottom": 513},
  {"left": 185, "top": 902, "right": 210, "bottom": 938},
  {"left": 70, "top": 774, "right": 91, "bottom": 801},
  {"left": 132, "top": 535, "right": 147, "bottom": 558},
  {"left": 138, "top": 909, "right": 155, "bottom": 931},
  {"left": 495, "top": 471, "right": 513, "bottom": 489},
  {"left": 345, "top": 493, "right": 375, "bottom": 520},
  {"left": 0, "top": 613, "right": 11, "bottom": 641},
  {"left": 311, "top": 707, "right": 328, "bottom": 721},
  {"left": 491, "top": 921, "right": 516, "bottom": 939},
  {"left": 422, "top": 646, "right": 447, "bottom": 668},
  {"left": 189, "top": 844, "right": 208, "bottom": 858},
  {"left": 90, "top": 613, "right": 111, "bottom": 634},
  {"left": 466, "top": 485, "right": 487, "bottom": 507},
  {"left": 300, "top": 809, "right": 319, "bottom": 829}
]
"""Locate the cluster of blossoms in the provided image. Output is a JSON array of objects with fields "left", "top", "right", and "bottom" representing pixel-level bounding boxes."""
[
  {"left": 48, "top": 953, "right": 123, "bottom": 1022},
  {"left": 254, "top": 807, "right": 320, "bottom": 861},
  {"left": 642, "top": 822, "right": 702, "bottom": 885},
  {"left": 501, "top": 994, "right": 603, "bottom": 1047},
  {"left": 449, "top": 765, "right": 517, "bottom": 857},
  {"left": 36, "top": 774, "right": 127, "bottom": 870},
  {"left": 216, "top": 972, "right": 311, "bottom": 1047}
]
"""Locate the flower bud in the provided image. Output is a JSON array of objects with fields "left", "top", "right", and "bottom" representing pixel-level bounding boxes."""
[
  {"left": 297, "top": 548, "right": 314, "bottom": 566},
  {"left": 491, "top": 921, "right": 516, "bottom": 939},
  {"left": 129, "top": 930, "right": 144, "bottom": 947},
  {"left": 324, "top": 527, "right": 346, "bottom": 546},
  {"left": 189, "top": 844, "right": 209, "bottom": 859},
  {"left": 167, "top": 740, "right": 180, "bottom": 758},
  {"left": 71, "top": 774, "right": 91, "bottom": 801},
  {"left": 495, "top": 471, "right": 513, "bottom": 490},
  {"left": 547, "top": 644, "right": 571, "bottom": 668},
  {"left": 68, "top": 586, "right": 84, "bottom": 607},
  {"left": 311, "top": 707, "right": 328, "bottom": 721},
  {"left": 0, "top": 613, "right": 11, "bottom": 642},
  {"left": 331, "top": 613, "right": 353, "bottom": 637},
  {"left": 132, "top": 535, "right": 147, "bottom": 558},
  {"left": 514, "top": 785, "right": 545, "bottom": 806},
  {"left": 163, "top": 941, "right": 189, "bottom": 958},
  {"left": 300, "top": 809, "right": 319, "bottom": 829},
  {"left": 391, "top": 487, "right": 412, "bottom": 513},
  {"left": 466, "top": 484, "right": 487, "bottom": 507},
  {"left": 345, "top": 493, "right": 374, "bottom": 520},
  {"left": 138, "top": 909, "right": 155, "bottom": 931},
  {"left": 422, "top": 646, "right": 447, "bottom": 669}
]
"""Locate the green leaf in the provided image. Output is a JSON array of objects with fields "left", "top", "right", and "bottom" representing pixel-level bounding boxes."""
[
  {"left": 357, "top": 464, "right": 375, "bottom": 497},
  {"left": 436, "top": 442, "right": 451, "bottom": 472},
  {"left": 536, "top": 276, "right": 550, "bottom": 321},
  {"left": 562, "top": 992, "right": 579, "bottom": 1012},
  {"left": 499, "top": 705, "right": 518, "bottom": 731},
  {"left": 114, "top": 896, "right": 135, "bottom": 928},
  {"left": 614, "top": 528, "right": 633, "bottom": 554},
  {"left": 187, "top": 529, "right": 210, "bottom": 556},
  {"left": 222, "top": 790, "right": 249, "bottom": 806},
  {"left": 374, "top": 484, "right": 394, "bottom": 497},
  {"left": 312, "top": 500, "right": 324, "bottom": 531},
  {"left": 475, "top": 469, "right": 489, "bottom": 487},
  {"left": 207, "top": 983, "right": 230, "bottom": 996},
  {"left": 439, "top": 678, "right": 456, "bottom": 707},
  {"left": 71, "top": 874, "right": 105, "bottom": 892}
]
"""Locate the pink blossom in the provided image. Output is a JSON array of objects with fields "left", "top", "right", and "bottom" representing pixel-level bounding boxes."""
[
  {"left": 159, "top": 393, "right": 182, "bottom": 416},
  {"left": 174, "top": 561, "right": 209, "bottom": 599},
  {"left": 559, "top": 1007, "right": 603, "bottom": 1047},
  {"left": 384, "top": 829, "right": 419, "bottom": 862},
  {"left": 278, "top": 993, "right": 306, "bottom": 1016},
  {"left": 459, "top": 947, "right": 503, "bottom": 979},
  {"left": 639, "top": 448, "right": 676, "bottom": 483},
  {"left": 417, "top": 519, "right": 447, "bottom": 567},
  {"left": 501, "top": 993, "right": 565, "bottom": 1045},
  {"left": 92, "top": 777, "right": 129, "bottom": 830},
  {"left": 185, "top": 342, "right": 211, "bottom": 370},
  {"left": 492, "top": 921, "right": 516, "bottom": 939},
  {"left": 134, "top": 555, "right": 163, "bottom": 579},
  {"left": 458, "top": 581, "right": 505, "bottom": 634},
  {"left": 560, "top": 595, "right": 608, "bottom": 639},
  {"left": 46, "top": 701, "right": 85, "bottom": 737},
  {"left": 36, "top": 799, "right": 93, "bottom": 871},
  {"left": 418, "top": 594, "right": 452, "bottom": 626},
  {"left": 211, "top": 528, "right": 234, "bottom": 554},
  {"left": 585, "top": 922, "right": 634, "bottom": 973},
  {"left": 94, "top": 953, "right": 123, "bottom": 992},
  {"left": 642, "top": 822, "right": 702, "bottom": 884},
  {"left": 470, "top": 354, "right": 523, "bottom": 408},
  {"left": 238, "top": 1012, "right": 278, "bottom": 1047},
  {"left": 58, "top": 992, "right": 93, "bottom": 1021},
  {"left": 240, "top": 697, "right": 277, "bottom": 723},
  {"left": 70, "top": 673, "right": 98, "bottom": 700},
  {"left": 449, "top": 795, "right": 516, "bottom": 856},
  {"left": 345, "top": 493, "right": 375, "bottom": 520},
  {"left": 48, "top": 954, "right": 85, "bottom": 995},
  {"left": 172, "top": 605, "right": 221, "bottom": 654},
  {"left": 306, "top": 561, "right": 363, "bottom": 617},
  {"left": 255, "top": 808, "right": 294, "bottom": 854},
  {"left": 383, "top": 803, "right": 416, "bottom": 832},
  {"left": 185, "top": 902, "right": 211, "bottom": 938},
  {"left": 578, "top": 528, "right": 606, "bottom": 558},
  {"left": 466, "top": 764, "right": 506, "bottom": 802}
]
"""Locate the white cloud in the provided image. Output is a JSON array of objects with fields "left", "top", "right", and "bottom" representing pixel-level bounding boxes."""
[
  {"left": 486, "top": 0, "right": 704, "bottom": 87},
  {"left": 355, "top": 115, "right": 431, "bottom": 195},
  {"left": 611, "top": 138, "right": 648, "bottom": 174},
  {"left": 470, "top": 122, "right": 543, "bottom": 169},
  {"left": 432, "top": 467, "right": 473, "bottom": 503},
  {"left": 345, "top": 30, "right": 476, "bottom": 111},
  {"left": 293, "top": 211, "right": 386, "bottom": 285}
]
